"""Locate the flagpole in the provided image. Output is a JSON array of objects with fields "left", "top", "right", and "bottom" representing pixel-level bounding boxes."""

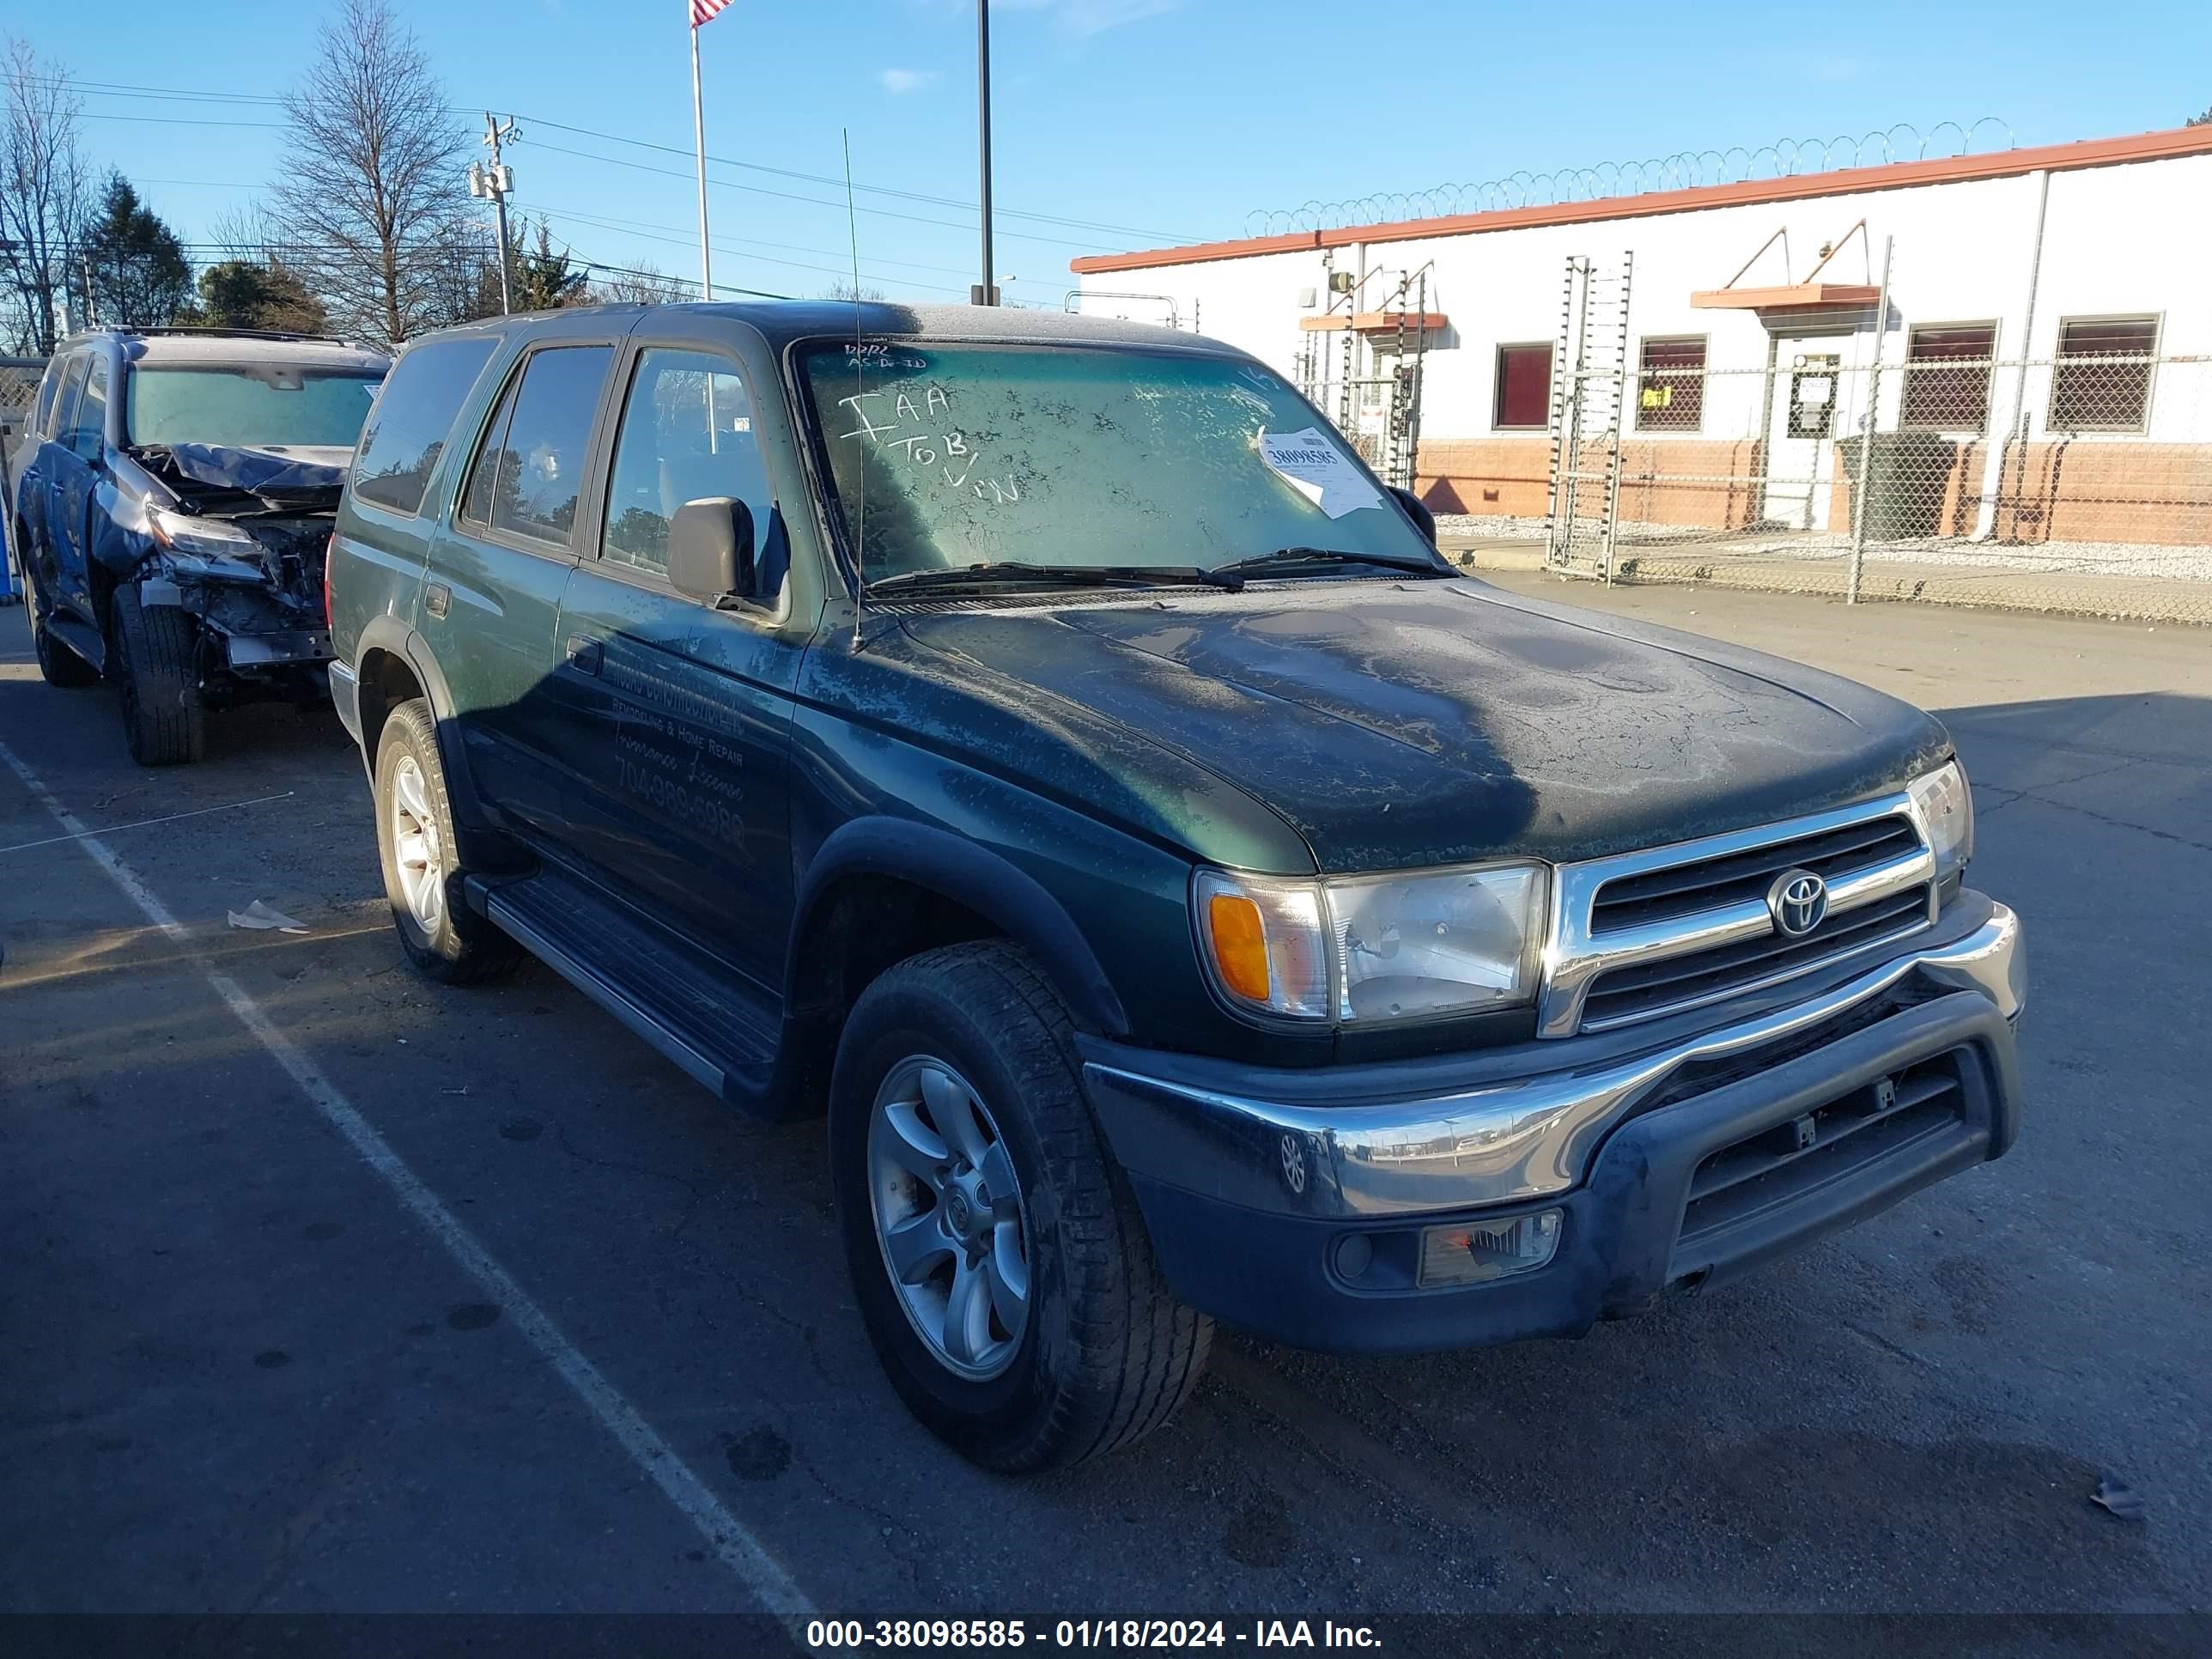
[{"left": 690, "top": 15, "right": 714, "bottom": 301}]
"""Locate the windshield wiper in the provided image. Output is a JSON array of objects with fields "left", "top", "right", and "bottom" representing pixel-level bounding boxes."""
[
  {"left": 865, "top": 561, "right": 1243, "bottom": 596},
  {"left": 1206, "top": 545, "right": 1448, "bottom": 582}
]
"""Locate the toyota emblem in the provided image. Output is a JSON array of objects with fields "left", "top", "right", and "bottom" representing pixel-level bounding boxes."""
[{"left": 1766, "top": 868, "right": 1829, "bottom": 938}]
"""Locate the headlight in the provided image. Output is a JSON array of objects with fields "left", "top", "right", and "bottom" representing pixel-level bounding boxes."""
[
  {"left": 1195, "top": 860, "right": 1550, "bottom": 1023},
  {"left": 1907, "top": 759, "right": 1974, "bottom": 879},
  {"left": 148, "top": 506, "right": 266, "bottom": 564}
]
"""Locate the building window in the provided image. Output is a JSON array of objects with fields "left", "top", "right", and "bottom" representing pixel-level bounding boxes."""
[
  {"left": 1635, "top": 336, "right": 1705, "bottom": 432},
  {"left": 1901, "top": 323, "right": 1996, "bottom": 431},
  {"left": 2049, "top": 315, "right": 2158, "bottom": 433},
  {"left": 1493, "top": 343, "right": 1552, "bottom": 430}
]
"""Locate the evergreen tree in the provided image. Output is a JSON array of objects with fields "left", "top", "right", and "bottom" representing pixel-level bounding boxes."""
[
  {"left": 84, "top": 172, "right": 193, "bottom": 326},
  {"left": 510, "top": 219, "right": 587, "bottom": 312},
  {"left": 191, "top": 258, "right": 329, "bottom": 334}
]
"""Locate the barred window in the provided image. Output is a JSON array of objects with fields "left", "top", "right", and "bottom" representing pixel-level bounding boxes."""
[
  {"left": 1493, "top": 343, "right": 1552, "bottom": 430},
  {"left": 1901, "top": 324, "right": 1996, "bottom": 431},
  {"left": 2049, "top": 316, "right": 2157, "bottom": 433},
  {"left": 1635, "top": 336, "right": 1705, "bottom": 432}
]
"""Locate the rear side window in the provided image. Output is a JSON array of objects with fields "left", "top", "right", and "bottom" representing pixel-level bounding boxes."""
[
  {"left": 459, "top": 345, "right": 613, "bottom": 547},
  {"left": 351, "top": 336, "right": 499, "bottom": 516}
]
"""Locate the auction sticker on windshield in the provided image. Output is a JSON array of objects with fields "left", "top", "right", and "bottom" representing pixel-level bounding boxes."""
[{"left": 1256, "top": 427, "right": 1382, "bottom": 520}]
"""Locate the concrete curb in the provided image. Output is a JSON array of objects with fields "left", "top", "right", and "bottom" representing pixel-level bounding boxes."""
[{"left": 1442, "top": 538, "right": 2212, "bottom": 627}]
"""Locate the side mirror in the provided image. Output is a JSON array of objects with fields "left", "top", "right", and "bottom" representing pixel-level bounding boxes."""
[
  {"left": 1389, "top": 484, "right": 1437, "bottom": 545},
  {"left": 668, "top": 496, "right": 757, "bottom": 605}
]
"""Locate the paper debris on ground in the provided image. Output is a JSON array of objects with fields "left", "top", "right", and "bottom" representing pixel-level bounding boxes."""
[{"left": 228, "top": 900, "right": 310, "bottom": 934}]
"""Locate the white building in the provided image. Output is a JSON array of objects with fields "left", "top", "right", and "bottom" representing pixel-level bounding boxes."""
[{"left": 1071, "top": 126, "right": 2212, "bottom": 552}]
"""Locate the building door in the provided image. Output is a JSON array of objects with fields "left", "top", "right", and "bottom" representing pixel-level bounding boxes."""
[{"left": 1761, "top": 343, "right": 1844, "bottom": 531}]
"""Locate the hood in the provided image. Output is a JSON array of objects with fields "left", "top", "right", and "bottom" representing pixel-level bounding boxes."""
[
  {"left": 889, "top": 579, "right": 1950, "bottom": 874},
  {"left": 150, "top": 442, "right": 351, "bottom": 500}
]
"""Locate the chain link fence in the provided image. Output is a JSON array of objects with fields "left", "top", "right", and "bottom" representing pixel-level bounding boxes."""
[
  {"left": 1426, "top": 250, "right": 2212, "bottom": 624},
  {"left": 0, "top": 356, "right": 49, "bottom": 604}
]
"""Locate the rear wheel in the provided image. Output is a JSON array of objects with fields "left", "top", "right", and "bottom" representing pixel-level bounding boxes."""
[
  {"left": 830, "top": 941, "right": 1212, "bottom": 1472},
  {"left": 22, "top": 550, "right": 99, "bottom": 689},
  {"left": 110, "top": 583, "right": 206, "bottom": 765},
  {"left": 373, "top": 697, "right": 520, "bottom": 985}
]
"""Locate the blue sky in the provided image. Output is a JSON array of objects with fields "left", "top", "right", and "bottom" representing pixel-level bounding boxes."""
[{"left": 27, "top": 0, "right": 2211, "bottom": 307}]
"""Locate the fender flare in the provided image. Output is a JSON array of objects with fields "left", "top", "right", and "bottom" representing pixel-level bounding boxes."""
[{"left": 790, "top": 817, "right": 1131, "bottom": 1036}]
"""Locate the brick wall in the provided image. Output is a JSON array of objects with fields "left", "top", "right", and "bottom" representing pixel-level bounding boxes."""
[
  {"left": 1829, "top": 438, "right": 2212, "bottom": 546},
  {"left": 1414, "top": 438, "right": 1551, "bottom": 517},
  {"left": 1417, "top": 436, "right": 1766, "bottom": 529}
]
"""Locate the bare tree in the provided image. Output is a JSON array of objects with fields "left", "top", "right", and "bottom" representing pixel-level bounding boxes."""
[
  {"left": 588, "top": 259, "right": 694, "bottom": 307},
  {"left": 271, "top": 0, "right": 469, "bottom": 349},
  {"left": 0, "top": 36, "right": 91, "bottom": 354}
]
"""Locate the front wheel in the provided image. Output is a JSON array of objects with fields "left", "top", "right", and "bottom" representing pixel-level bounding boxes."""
[
  {"left": 830, "top": 941, "right": 1212, "bottom": 1473},
  {"left": 111, "top": 582, "right": 205, "bottom": 765}
]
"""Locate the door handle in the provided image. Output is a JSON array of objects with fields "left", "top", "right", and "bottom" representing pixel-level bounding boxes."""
[
  {"left": 424, "top": 580, "right": 451, "bottom": 619},
  {"left": 564, "top": 635, "right": 603, "bottom": 675}
]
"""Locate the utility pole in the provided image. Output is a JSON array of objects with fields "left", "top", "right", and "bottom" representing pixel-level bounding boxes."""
[
  {"left": 974, "top": 0, "right": 997, "bottom": 306},
  {"left": 468, "top": 114, "right": 520, "bottom": 314}
]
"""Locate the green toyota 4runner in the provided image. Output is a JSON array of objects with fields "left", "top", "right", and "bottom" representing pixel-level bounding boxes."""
[{"left": 325, "top": 302, "right": 2024, "bottom": 1472}]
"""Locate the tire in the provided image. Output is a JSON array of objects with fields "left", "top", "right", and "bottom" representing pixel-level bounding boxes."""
[
  {"left": 110, "top": 582, "right": 206, "bottom": 765},
  {"left": 21, "top": 551, "right": 100, "bottom": 689},
  {"left": 830, "top": 941, "right": 1212, "bottom": 1473},
  {"left": 372, "top": 697, "right": 521, "bottom": 985}
]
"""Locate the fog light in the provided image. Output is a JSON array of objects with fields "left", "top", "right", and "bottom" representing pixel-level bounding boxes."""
[{"left": 1418, "top": 1209, "right": 1562, "bottom": 1287}]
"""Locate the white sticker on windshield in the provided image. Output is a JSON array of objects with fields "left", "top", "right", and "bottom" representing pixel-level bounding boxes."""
[{"left": 1257, "top": 427, "right": 1382, "bottom": 519}]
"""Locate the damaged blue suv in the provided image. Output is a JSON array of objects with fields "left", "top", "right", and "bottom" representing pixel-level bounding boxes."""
[
  {"left": 325, "top": 301, "right": 2024, "bottom": 1473},
  {"left": 11, "top": 326, "right": 388, "bottom": 763}
]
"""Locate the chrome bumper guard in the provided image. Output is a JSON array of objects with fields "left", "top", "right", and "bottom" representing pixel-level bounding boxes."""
[{"left": 1085, "top": 901, "right": 2022, "bottom": 1221}]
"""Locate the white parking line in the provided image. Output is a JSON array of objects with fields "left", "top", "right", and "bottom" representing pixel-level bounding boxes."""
[{"left": 0, "top": 738, "right": 818, "bottom": 1626}]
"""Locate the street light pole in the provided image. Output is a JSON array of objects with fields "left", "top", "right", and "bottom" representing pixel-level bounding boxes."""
[{"left": 975, "top": 0, "right": 996, "bottom": 306}]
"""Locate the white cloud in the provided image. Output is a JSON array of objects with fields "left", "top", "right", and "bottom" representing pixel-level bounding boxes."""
[{"left": 878, "top": 68, "right": 937, "bottom": 94}]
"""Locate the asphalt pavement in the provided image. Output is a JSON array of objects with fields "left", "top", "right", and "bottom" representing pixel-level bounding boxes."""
[{"left": 2, "top": 577, "right": 2206, "bottom": 1628}]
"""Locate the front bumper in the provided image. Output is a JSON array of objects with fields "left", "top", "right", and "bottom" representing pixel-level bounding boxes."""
[{"left": 1081, "top": 896, "right": 2023, "bottom": 1353}]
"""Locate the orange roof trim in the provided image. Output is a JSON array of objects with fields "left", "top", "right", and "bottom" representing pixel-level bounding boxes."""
[
  {"left": 1298, "top": 311, "right": 1452, "bottom": 332},
  {"left": 1070, "top": 125, "right": 2212, "bottom": 275},
  {"left": 1690, "top": 283, "right": 1881, "bottom": 311}
]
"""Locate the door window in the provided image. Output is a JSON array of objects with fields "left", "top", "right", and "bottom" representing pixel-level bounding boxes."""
[
  {"left": 600, "top": 349, "right": 772, "bottom": 577},
  {"left": 73, "top": 357, "right": 108, "bottom": 459},
  {"left": 50, "top": 354, "right": 88, "bottom": 447},
  {"left": 32, "top": 359, "right": 63, "bottom": 436},
  {"left": 459, "top": 344, "right": 613, "bottom": 547}
]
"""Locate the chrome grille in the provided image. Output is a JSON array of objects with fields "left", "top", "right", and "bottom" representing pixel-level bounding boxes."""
[
  {"left": 1540, "top": 794, "right": 1937, "bottom": 1038},
  {"left": 1581, "top": 886, "right": 1929, "bottom": 1030},
  {"left": 1589, "top": 816, "right": 1921, "bottom": 933}
]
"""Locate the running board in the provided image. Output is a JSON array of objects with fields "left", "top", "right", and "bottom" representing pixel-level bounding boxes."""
[
  {"left": 471, "top": 869, "right": 781, "bottom": 1109},
  {"left": 46, "top": 611, "right": 106, "bottom": 672}
]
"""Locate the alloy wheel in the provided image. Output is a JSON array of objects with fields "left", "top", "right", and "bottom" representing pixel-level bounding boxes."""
[
  {"left": 388, "top": 753, "right": 447, "bottom": 933},
  {"left": 866, "top": 1056, "right": 1032, "bottom": 1382}
]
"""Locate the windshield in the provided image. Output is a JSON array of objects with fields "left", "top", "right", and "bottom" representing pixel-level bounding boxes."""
[
  {"left": 126, "top": 365, "right": 385, "bottom": 450},
  {"left": 799, "top": 343, "right": 1435, "bottom": 584}
]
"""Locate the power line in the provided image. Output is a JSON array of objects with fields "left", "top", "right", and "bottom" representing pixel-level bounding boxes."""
[
  {"left": 537, "top": 202, "right": 983, "bottom": 280},
  {"left": 48, "top": 73, "right": 1200, "bottom": 245},
  {"left": 526, "top": 137, "right": 1104, "bottom": 252},
  {"left": 532, "top": 207, "right": 970, "bottom": 297}
]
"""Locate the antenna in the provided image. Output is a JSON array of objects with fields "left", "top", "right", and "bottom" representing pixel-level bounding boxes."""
[{"left": 845, "top": 128, "right": 868, "bottom": 651}]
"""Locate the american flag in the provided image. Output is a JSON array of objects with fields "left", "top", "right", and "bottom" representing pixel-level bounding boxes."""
[{"left": 690, "top": 0, "right": 732, "bottom": 24}]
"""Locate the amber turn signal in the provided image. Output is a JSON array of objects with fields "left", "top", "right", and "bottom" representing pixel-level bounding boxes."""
[{"left": 1206, "top": 892, "right": 1270, "bottom": 1002}]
